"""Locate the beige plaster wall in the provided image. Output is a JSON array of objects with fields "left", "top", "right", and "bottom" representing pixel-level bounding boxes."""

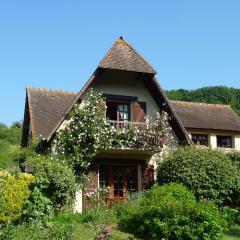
[
  {"left": 187, "top": 129, "right": 240, "bottom": 151},
  {"left": 87, "top": 70, "right": 159, "bottom": 120}
]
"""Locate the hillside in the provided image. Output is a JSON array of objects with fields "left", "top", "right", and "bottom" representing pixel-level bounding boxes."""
[
  {"left": 0, "top": 123, "right": 21, "bottom": 169},
  {"left": 166, "top": 86, "right": 240, "bottom": 116}
]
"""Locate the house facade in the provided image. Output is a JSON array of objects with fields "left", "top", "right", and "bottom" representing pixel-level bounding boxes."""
[{"left": 22, "top": 37, "right": 240, "bottom": 212}]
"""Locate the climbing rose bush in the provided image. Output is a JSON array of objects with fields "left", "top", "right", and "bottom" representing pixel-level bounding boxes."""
[{"left": 55, "top": 89, "right": 170, "bottom": 183}]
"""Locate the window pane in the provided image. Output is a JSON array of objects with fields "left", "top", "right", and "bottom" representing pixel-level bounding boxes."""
[
  {"left": 191, "top": 134, "right": 208, "bottom": 146},
  {"left": 217, "top": 136, "right": 232, "bottom": 148},
  {"left": 118, "top": 103, "right": 130, "bottom": 121},
  {"left": 118, "top": 105, "right": 123, "bottom": 112}
]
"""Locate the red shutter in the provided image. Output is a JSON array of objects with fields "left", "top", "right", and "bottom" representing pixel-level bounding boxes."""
[{"left": 133, "top": 101, "right": 146, "bottom": 122}]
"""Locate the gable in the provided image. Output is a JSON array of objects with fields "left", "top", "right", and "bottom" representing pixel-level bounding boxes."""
[
  {"left": 22, "top": 37, "right": 191, "bottom": 146},
  {"left": 88, "top": 70, "right": 159, "bottom": 119}
]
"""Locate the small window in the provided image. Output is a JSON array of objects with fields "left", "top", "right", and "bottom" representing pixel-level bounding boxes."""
[
  {"left": 106, "top": 101, "right": 130, "bottom": 122},
  {"left": 191, "top": 134, "right": 208, "bottom": 146},
  {"left": 217, "top": 136, "right": 232, "bottom": 148},
  {"left": 118, "top": 104, "right": 130, "bottom": 121}
]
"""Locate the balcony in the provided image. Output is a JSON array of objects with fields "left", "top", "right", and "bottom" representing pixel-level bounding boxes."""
[{"left": 109, "top": 120, "right": 146, "bottom": 130}]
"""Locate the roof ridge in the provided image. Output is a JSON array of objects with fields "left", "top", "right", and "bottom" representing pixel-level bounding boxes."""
[
  {"left": 26, "top": 87, "right": 77, "bottom": 95},
  {"left": 98, "top": 37, "right": 156, "bottom": 74},
  {"left": 119, "top": 37, "right": 156, "bottom": 74},
  {"left": 170, "top": 100, "right": 231, "bottom": 108}
]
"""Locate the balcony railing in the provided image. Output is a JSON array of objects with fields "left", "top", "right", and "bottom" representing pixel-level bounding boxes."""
[{"left": 109, "top": 120, "right": 146, "bottom": 130}]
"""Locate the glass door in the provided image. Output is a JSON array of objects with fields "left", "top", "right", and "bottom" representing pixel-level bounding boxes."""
[{"left": 99, "top": 165, "right": 138, "bottom": 202}]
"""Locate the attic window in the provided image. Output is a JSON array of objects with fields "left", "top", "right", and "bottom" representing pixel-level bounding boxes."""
[
  {"left": 106, "top": 101, "right": 130, "bottom": 122},
  {"left": 191, "top": 134, "right": 208, "bottom": 146},
  {"left": 217, "top": 135, "right": 232, "bottom": 148}
]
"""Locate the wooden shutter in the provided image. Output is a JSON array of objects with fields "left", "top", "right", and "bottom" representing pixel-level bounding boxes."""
[
  {"left": 83, "top": 161, "right": 98, "bottom": 211},
  {"left": 132, "top": 101, "right": 146, "bottom": 122},
  {"left": 141, "top": 164, "right": 154, "bottom": 189}
]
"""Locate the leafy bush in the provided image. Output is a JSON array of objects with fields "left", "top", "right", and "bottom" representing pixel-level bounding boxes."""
[
  {"left": 119, "top": 183, "right": 226, "bottom": 240},
  {"left": 0, "top": 171, "right": 35, "bottom": 222},
  {"left": 0, "top": 217, "right": 73, "bottom": 240},
  {"left": 227, "top": 151, "right": 240, "bottom": 167},
  {"left": 158, "top": 147, "right": 240, "bottom": 206},
  {"left": 24, "top": 154, "right": 76, "bottom": 208},
  {"left": 23, "top": 173, "right": 53, "bottom": 220},
  {"left": 0, "top": 124, "right": 22, "bottom": 145},
  {"left": 221, "top": 207, "right": 240, "bottom": 227}
]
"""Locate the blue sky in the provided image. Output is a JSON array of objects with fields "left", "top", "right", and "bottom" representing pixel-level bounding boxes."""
[{"left": 0, "top": 1, "right": 240, "bottom": 125}]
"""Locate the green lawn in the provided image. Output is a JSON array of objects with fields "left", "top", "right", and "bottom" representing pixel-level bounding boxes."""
[
  {"left": 72, "top": 222, "right": 240, "bottom": 240},
  {"left": 0, "top": 141, "right": 19, "bottom": 170},
  {"left": 224, "top": 225, "right": 240, "bottom": 240},
  {"left": 71, "top": 223, "right": 135, "bottom": 240}
]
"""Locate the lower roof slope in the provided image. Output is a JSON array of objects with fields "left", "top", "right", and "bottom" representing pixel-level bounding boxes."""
[
  {"left": 170, "top": 100, "right": 240, "bottom": 132},
  {"left": 26, "top": 87, "right": 77, "bottom": 139}
]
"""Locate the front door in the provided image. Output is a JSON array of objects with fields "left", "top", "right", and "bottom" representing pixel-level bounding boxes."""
[{"left": 99, "top": 165, "right": 138, "bottom": 202}]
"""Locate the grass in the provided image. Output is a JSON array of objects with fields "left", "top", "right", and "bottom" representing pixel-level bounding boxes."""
[
  {"left": 224, "top": 225, "right": 240, "bottom": 240},
  {"left": 0, "top": 140, "right": 20, "bottom": 170}
]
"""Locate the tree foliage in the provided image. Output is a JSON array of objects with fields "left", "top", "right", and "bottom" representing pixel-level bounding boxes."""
[{"left": 166, "top": 86, "right": 240, "bottom": 115}]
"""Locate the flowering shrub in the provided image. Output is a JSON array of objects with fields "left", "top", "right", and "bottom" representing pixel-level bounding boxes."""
[
  {"left": 95, "top": 225, "right": 112, "bottom": 240},
  {"left": 55, "top": 89, "right": 170, "bottom": 183}
]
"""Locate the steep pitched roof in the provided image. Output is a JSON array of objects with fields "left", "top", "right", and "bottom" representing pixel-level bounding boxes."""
[
  {"left": 99, "top": 37, "right": 156, "bottom": 74},
  {"left": 22, "top": 37, "right": 191, "bottom": 146},
  {"left": 170, "top": 100, "right": 240, "bottom": 132},
  {"left": 24, "top": 87, "right": 77, "bottom": 140}
]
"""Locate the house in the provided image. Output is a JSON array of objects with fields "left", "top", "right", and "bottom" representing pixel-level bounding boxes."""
[
  {"left": 171, "top": 101, "right": 240, "bottom": 150},
  {"left": 22, "top": 37, "right": 240, "bottom": 212}
]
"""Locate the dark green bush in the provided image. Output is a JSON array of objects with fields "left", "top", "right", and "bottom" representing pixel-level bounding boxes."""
[
  {"left": 227, "top": 151, "right": 240, "bottom": 167},
  {"left": 23, "top": 173, "right": 53, "bottom": 220},
  {"left": 221, "top": 207, "right": 240, "bottom": 227},
  {"left": 119, "top": 183, "right": 226, "bottom": 240},
  {"left": 24, "top": 155, "right": 76, "bottom": 208},
  {"left": 158, "top": 147, "right": 240, "bottom": 206},
  {"left": 0, "top": 217, "right": 73, "bottom": 240}
]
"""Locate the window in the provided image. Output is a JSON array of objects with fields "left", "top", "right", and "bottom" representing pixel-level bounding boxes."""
[
  {"left": 106, "top": 101, "right": 130, "bottom": 122},
  {"left": 191, "top": 134, "right": 209, "bottom": 146},
  {"left": 99, "top": 165, "right": 138, "bottom": 201},
  {"left": 217, "top": 136, "right": 232, "bottom": 148},
  {"left": 118, "top": 104, "right": 129, "bottom": 121}
]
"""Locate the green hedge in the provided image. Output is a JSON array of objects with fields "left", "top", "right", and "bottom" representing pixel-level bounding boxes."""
[
  {"left": 157, "top": 147, "right": 240, "bottom": 206},
  {"left": 119, "top": 183, "right": 226, "bottom": 240}
]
